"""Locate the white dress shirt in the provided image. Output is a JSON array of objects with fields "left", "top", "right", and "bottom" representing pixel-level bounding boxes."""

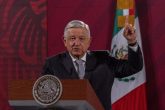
[{"left": 69, "top": 53, "right": 86, "bottom": 73}]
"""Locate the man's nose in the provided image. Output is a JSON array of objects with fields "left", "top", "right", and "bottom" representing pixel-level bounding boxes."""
[{"left": 74, "top": 38, "right": 81, "bottom": 45}]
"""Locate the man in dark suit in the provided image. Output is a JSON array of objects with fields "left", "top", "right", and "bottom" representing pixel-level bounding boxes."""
[{"left": 42, "top": 20, "right": 143, "bottom": 110}]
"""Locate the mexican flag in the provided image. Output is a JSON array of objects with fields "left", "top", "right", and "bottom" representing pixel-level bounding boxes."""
[{"left": 111, "top": 0, "right": 147, "bottom": 110}]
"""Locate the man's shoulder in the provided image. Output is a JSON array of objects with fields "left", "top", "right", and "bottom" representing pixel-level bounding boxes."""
[
  {"left": 88, "top": 50, "right": 110, "bottom": 57},
  {"left": 46, "top": 51, "right": 68, "bottom": 61}
]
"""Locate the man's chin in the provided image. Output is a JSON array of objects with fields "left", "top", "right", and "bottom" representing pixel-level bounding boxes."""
[{"left": 71, "top": 53, "right": 82, "bottom": 58}]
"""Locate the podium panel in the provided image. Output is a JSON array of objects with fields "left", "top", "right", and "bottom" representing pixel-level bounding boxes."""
[{"left": 8, "top": 80, "right": 104, "bottom": 110}]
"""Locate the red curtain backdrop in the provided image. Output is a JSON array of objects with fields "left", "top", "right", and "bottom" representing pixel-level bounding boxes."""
[
  {"left": 0, "top": 0, "right": 47, "bottom": 80},
  {"left": 0, "top": 0, "right": 47, "bottom": 109},
  {"left": 138, "top": 0, "right": 165, "bottom": 110},
  {"left": 47, "top": 0, "right": 115, "bottom": 55},
  {"left": 0, "top": 0, "right": 165, "bottom": 110},
  {"left": 47, "top": 0, "right": 165, "bottom": 110}
]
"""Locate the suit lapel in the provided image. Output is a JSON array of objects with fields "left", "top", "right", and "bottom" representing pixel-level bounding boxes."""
[
  {"left": 84, "top": 51, "right": 97, "bottom": 79},
  {"left": 61, "top": 51, "right": 97, "bottom": 79},
  {"left": 62, "top": 52, "right": 79, "bottom": 78}
]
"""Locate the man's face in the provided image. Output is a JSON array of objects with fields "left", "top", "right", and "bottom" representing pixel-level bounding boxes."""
[{"left": 64, "top": 28, "right": 91, "bottom": 58}]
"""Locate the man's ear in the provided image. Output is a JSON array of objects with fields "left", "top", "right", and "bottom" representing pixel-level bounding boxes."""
[
  {"left": 63, "top": 37, "right": 67, "bottom": 47},
  {"left": 89, "top": 36, "right": 92, "bottom": 44}
]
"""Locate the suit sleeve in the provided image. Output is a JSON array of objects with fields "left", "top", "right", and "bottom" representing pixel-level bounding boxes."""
[
  {"left": 41, "top": 59, "right": 51, "bottom": 75},
  {"left": 41, "top": 58, "right": 57, "bottom": 75},
  {"left": 109, "top": 45, "right": 143, "bottom": 78}
]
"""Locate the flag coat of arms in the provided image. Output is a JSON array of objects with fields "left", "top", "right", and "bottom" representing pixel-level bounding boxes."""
[{"left": 111, "top": 0, "right": 147, "bottom": 110}]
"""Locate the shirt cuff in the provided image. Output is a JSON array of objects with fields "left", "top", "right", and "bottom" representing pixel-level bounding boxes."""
[{"left": 129, "top": 43, "right": 138, "bottom": 52}]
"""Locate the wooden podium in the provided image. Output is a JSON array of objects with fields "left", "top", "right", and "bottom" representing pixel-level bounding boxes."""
[{"left": 8, "top": 80, "right": 104, "bottom": 110}]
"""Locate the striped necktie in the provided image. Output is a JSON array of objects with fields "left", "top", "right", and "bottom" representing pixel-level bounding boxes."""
[{"left": 75, "top": 59, "right": 85, "bottom": 79}]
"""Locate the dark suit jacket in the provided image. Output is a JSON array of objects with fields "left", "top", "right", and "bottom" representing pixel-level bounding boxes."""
[{"left": 42, "top": 46, "right": 143, "bottom": 110}]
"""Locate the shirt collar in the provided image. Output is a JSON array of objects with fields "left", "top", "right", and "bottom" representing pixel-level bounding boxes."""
[{"left": 69, "top": 53, "right": 87, "bottom": 62}]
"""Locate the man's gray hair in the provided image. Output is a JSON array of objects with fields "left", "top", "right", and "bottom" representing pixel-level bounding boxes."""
[{"left": 64, "top": 20, "right": 90, "bottom": 37}]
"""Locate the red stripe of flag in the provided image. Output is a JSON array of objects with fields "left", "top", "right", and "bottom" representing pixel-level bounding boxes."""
[
  {"left": 112, "top": 83, "right": 147, "bottom": 110},
  {"left": 129, "top": 8, "right": 135, "bottom": 15}
]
